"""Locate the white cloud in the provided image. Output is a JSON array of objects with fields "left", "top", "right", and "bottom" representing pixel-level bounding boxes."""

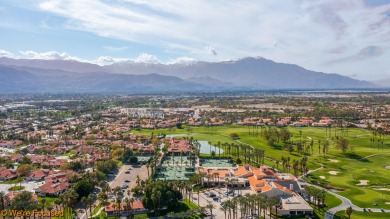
[
  {"left": 92, "top": 56, "right": 130, "bottom": 65},
  {"left": 133, "top": 53, "right": 161, "bottom": 64},
  {"left": 19, "top": 50, "right": 80, "bottom": 60},
  {"left": 0, "top": 49, "right": 13, "bottom": 58},
  {"left": 167, "top": 57, "right": 196, "bottom": 65},
  {"left": 3, "top": 0, "right": 389, "bottom": 79},
  {"left": 102, "top": 46, "right": 129, "bottom": 52}
]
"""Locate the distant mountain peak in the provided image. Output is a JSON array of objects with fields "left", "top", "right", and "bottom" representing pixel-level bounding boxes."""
[{"left": 0, "top": 56, "right": 376, "bottom": 91}]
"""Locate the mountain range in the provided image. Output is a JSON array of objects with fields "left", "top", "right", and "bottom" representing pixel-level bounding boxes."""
[{"left": 0, "top": 57, "right": 377, "bottom": 93}]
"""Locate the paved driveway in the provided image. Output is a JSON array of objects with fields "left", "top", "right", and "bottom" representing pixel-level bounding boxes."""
[
  {"left": 194, "top": 187, "right": 255, "bottom": 219},
  {"left": 108, "top": 164, "right": 149, "bottom": 197},
  {"left": 0, "top": 180, "right": 40, "bottom": 193}
]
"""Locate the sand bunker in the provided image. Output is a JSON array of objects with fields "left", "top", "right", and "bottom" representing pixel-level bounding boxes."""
[
  {"left": 328, "top": 159, "right": 340, "bottom": 163},
  {"left": 385, "top": 166, "right": 390, "bottom": 169},
  {"left": 386, "top": 202, "right": 390, "bottom": 205},
  {"left": 328, "top": 171, "right": 338, "bottom": 175},
  {"left": 356, "top": 180, "right": 369, "bottom": 186},
  {"left": 319, "top": 176, "right": 326, "bottom": 179},
  {"left": 374, "top": 188, "right": 390, "bottom": 191}
]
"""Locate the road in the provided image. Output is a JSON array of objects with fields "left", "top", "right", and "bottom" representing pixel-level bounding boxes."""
[
  {"left": 298, "top": 164, "right": 386, "bottom": 219},
  {"left": 78, "top": 164, "right": 148, "bottom": 219},
  {"left": 0, "top": 180, "right": 40, "bottom": 193},
  {"left": 195, "top": 187, "right": 270, "bottom": 219},
  {"left": 108, "top": 164, "right": 148, "bottom": 195}
]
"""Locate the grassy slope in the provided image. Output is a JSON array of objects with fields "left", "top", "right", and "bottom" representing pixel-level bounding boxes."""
[
  {"left": 132, "top": 125, "right": 390, "bottom": 209},
  {"left": 335, "top": 210, "right": 390, "bottom": 219}
]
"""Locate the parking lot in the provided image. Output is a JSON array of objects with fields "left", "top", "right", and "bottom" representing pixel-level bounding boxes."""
[
  {"left": 107, "top": 164, "right": 148, "bottom": 200},
  {"left": 194, "top": 187, "right": 254, "bottom": 218}
]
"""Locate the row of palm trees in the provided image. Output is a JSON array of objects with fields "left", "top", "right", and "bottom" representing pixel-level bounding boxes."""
[
  {"left": 304, "top": 186, "right": 326, "bottom": 208},
  {"left": 190, "top": 139, "right": 266, "bottom": 167},
  {"left": 218, "top": 193, "right": 280, "bottom": 219},
  {"left": 100, "top": 184, "right": 137, "bottom": 217},
  {"left": 277, "top": 156, "right": 308, "bottom": 176}
]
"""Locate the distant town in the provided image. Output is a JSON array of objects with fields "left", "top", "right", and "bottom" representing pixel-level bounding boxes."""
[{"left": 0, "top": 90, "right": 389, "bottom": 219}]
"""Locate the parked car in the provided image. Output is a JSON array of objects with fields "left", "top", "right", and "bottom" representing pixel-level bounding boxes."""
[
  {"left": 381, "top": 208, "right": 385, "bottom": 213},
  {"left": 213, "top": 197, "right": 219, "bottom": 201},
  {"left": 125, "top": 171, "right": 130, "bottom": 174},
  {"left": 124, "top": 179, "right": 130, "bottom": 182},
  {"left": 209, "top": 192, "right": 216, "bottom": 197},
  {"left": 363, "top": 208, "right": 367, "bottom": 212}
]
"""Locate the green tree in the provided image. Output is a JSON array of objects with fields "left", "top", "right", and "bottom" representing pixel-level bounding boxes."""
[
  {"left": 345, "top": 206, "right": 353, "bottom": 218},
  {"left": 20, "top": 156, "right": 32, "bottom": 164},
  {"left": 336, "top": 137, "right": 349, "bottom": 153},
  {"left": 74, "top": 178, "right": 95, "bottom": 199},
  {"left": 129, "top": 156, "right": 138, "bottom": 164},
  {"left": 11, "top": 191, "right": 38, "bottom": 210},
  {"left": 16, "top": 164, "right": 33, "bottom": 176}
]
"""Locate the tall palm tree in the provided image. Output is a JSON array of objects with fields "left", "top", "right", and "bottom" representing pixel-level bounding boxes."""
[
  {"left": 124, "top": 197, "right": 130, "bottom": 216},
  {"left": 206, "top": 201, "right": 215, "bottom": 218},
  {"left": 116, "top": 197, "right": 122, "bottom": 216},
  {"left": 270, "top": 196, "right": 280, "bottom": 218},
  {"left": 129, "top": 197, "right": 135, "bottom": 215},
  {"left": 0, "top": 191, "right": 5, "bottom": 210},
  {"left": 220, "top": 204, "right": 228, "bottom": 219},
  {"left": 81, "top": 197, "right": 89, "bottom": 218}
]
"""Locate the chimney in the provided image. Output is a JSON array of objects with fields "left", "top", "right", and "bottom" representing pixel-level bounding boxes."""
[{"left": 289, "top": 184, "right": 293, "bottom": 191}]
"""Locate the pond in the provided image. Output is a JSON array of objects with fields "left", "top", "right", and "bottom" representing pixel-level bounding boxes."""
[
  {"left": 198, "top": 140, "right": 224, "bottom": 154},
  {"left": 165, "top": 134, "right": 224, "bottom": 155}
]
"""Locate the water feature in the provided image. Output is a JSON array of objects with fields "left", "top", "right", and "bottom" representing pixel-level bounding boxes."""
[
  {"left": 164, "top": 134, "right": 224, "bottom": 155},
  {"left": 198, "top": 140, "right": 224, "bottom": 154}
]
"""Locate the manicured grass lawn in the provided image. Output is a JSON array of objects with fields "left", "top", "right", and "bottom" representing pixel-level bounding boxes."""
[
  {"left": 91, "top": 204, "right": 101, "bottom": 216},
  {"left": 134, "top": 125, "right": 390, "bottom": 210},
  {"left": 129, "top": 199, "right": 201, "bottom": 219},
  {"left": 335, "top": 210, "right": 390, "bottom": 219},
  {"left": 308, "top": 153, "right": 390, "bottom": 208},
  {"left": 312, "top": 193, "right": 343, "bottom": 219},
  {"left": 8, "top": 185, "right": 24, "bottom": 191},
  {"left": 38, "top": 196, "right": 59, "bottom": 208},
  {"left": 0, "top": 178, "right": 23, "bottom": 184}
]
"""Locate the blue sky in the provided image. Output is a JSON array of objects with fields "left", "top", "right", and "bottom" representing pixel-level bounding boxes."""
[{"left": 0, "top": 0, "right": 389, "bottom": 80}]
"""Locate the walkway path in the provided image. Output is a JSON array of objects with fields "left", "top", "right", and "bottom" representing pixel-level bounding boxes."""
[{"left": 90, "top": 207, "right": 104, "bottom": 218}]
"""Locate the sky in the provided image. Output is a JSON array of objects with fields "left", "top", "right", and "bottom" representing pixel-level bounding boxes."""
[{"left": 0, "top": 0, "right": 389, "bottom": 80}]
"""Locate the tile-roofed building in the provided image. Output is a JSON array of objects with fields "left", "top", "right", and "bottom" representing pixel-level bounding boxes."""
[
  {"left": 105, "top": 200, "right": 147, "bottom": 216},
  {"left": 36, "top": 182, "right": 69, "bottom": 196},
  {"left": 26, "top": 169, "right": 55, "bottom": 181},
  {"left": 0, "top": 168, "right": 18, "bottom": 181}
]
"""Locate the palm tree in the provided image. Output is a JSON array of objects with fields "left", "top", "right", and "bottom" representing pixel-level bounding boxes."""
[
  {"left": 41, "top": 197, "right": 46, "bottom": 212},
  {"left": 146, "top": 163, "right": 150, "bottom": 177},
  {"left": 124, "top": 197, "right": 130, "bottom": 216},
  {"left": 81, "top": 196, "right": 89, "bottom": 218},
  {"left": 270, "top": 196, "right": 280, "bottom": 218},
  {"left": 345, "top": 206, "right": 353, "bottom": 218},
  {"left": 220, "top": 204, "right": 228, "bottom": 219},
  {"left": 206, "top": 201, "right": 215, "bottom": 218},
  {"left": 0, "top": 191, "right": 5, "bottom": 210},
  {"left": 116, "top": 197, "right": 122, "bottom": 216},
  {"left": 130, "top": 197, "right": 135, "bottom": 215}
]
